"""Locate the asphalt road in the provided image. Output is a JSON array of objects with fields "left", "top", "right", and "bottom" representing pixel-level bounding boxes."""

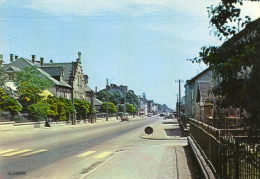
[{"left": 0, "top": 116, "right": 158, "bottom": 179}]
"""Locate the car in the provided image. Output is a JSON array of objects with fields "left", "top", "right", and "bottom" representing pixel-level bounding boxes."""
[
  {"left": 118, "top": 112, "right": 129, "bottom": 121},
  {"left": 159, "top": 114, "right": 165, "bottom": 117},
  {"left": 147, "top": 114, "right": 152, "bottom": 117}
]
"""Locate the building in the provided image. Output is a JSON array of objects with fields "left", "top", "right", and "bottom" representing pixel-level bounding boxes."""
[
  {"left": 184, "top": 68, "right": 214, "bottom": 120},
  {"left": 3, "top": 54, "right": 72, "bottom": 99},
  {"left": 139, "top": 93, "right": 148, "bottom": 115},
  {"left": 106, "top": 84, "right": 128, "bottom": 98},
  {"left": 1, "top": 52, "right": 101, "bottom": 106}
]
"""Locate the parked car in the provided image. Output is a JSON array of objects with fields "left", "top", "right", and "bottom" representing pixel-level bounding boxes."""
[{"left": 119, "top": 113, "right": 129, "bottom": 121}]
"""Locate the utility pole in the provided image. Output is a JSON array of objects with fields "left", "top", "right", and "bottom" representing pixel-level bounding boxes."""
[
  {"left": 179, "top": 79, "right": 181, "bottom": 119},
  {"left": 176, "top": 94, "right": 179, "bottom": 117},
  {"left": 175, "top": 79, "right": 185, "bottom": 119},
  {"left": 106, "top": 79, "right": 109, "bottom": 121}
]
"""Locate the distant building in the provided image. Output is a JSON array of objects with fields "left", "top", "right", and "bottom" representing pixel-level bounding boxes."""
[
  {"left": 184, "top": 68, "right": 214, "bottom": 120},
  {"left": 139, "top": 93, "right": 148, "bottom": 115},
  {"left": 106, "top": 84, "right": 128, "bottom": 98}
]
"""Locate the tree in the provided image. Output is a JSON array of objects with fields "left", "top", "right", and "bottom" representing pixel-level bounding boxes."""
[
  {"left": 2, "top": 97, "right": 22, "bottom": 115},
  {"left": 118, "top": 104, "right": 125, "bottom": 112},
  {"left": 0, "top": 88, "right": 9, "bottom": 109},
  {"left": 189, "top": 1, "right": 260, "bottom": 128},
  {"left": 126, "top": 104, "right": 136, "bottom": 114},
  {"left": 27, "top": 101, "right": 49, "bottom": 121},
  {"left": 96, "top": 90, "right": 113, "bottom": 103},
  {"left": 15, "top": 67, "right": 52, "bottom": 121},
  {"left": 110, "top": 91, "right": 122, "bottom": 105},
  {"left": 126, "top": 90, "right": 139, "bottom": 107},
  {"left": 58, "top": 98, "right": 76, "bottom": 120},
  {"left": 74, "top": 99, "right": 90, "bottom": 120},
  {"left": 207, "top": 0, "right": 255, "bottom": 40},
  {"left": 0, "top": 88, "right": 22, "bottom": 118},
  {"left": 0, "top": 67, "right": 8, "bottom": 88},
  {"left": 101, "top": 102, "right": 118, "bottom": 114}
]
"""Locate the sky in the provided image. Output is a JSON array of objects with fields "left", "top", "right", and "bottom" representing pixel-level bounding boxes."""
[{"left": 0, "top": 0, "right": 260, "bottom": 109}]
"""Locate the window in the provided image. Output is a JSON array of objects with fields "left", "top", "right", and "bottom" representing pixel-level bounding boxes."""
[{"left": 8, "top": 74, "right": 14, "bottom": 81}]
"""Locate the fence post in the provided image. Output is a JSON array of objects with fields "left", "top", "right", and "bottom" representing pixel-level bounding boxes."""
[{"left": 235, "top": 138, "right": 239, "bottom": 179}]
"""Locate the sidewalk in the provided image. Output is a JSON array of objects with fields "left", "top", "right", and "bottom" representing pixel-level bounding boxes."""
[
  {"left": 0, "top": 115, "right": 143, "bottom": 132},
  {"left": 140, "top": 118, "right": 187, "bottom": 140},
  {"left": 82, "top": 118, "right": 198, "bottom": 179}
]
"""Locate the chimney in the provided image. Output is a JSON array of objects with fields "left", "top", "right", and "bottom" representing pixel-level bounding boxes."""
[
  {"left": 10, "top": 54, "right": 14, "bottom": 62},
  {"left": 15, "top": 55, "right": 18, "bottom": 61},
  {"left": 40, "top": 57, "right": 44, "bottom": 66},
  {"left": 61, "top": 67, "right": 64, "bottom": 77},
  {"left": 95, "top": 86, "right": 97, "bottom": 93},
  {"left": 32, "top": 55, "right": 36, "bottom": 63}
]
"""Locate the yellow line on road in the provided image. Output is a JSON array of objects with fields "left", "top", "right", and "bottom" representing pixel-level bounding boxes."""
[
  {"left": 1, "top": 149, "right": 32, "bottom": 157},
  {"left": 76, "top": 151, "right": 96, "bottom": 158},
  {"left": 20, "top": 149, "right": 48, "bottom": 157},
  {"left": 0, "top": 149, "right": 18, "bottom": 155},
  {"left": 93, "top": 152, "right": 112, "bottom": 159}
]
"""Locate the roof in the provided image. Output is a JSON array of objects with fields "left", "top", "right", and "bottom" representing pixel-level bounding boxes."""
[
  {"left": 44, "top": 62, "right": 74, "bottom": 83},
  {"left": 93, "top": 98, "right": 103, "bottom": 106},
  {"left": 221, "top": 17, "right": 260, "bottom": 50},
  {"left": 85, "top": 97, "right": 103, "bottom": 106},
  {"left": 4, "top": 58, "right": 71, "bottom": 88},
  {"left": 196, "top": 81, "right": 213, "bottom": 102},
  {"left": 85, "top": 84, "right": 93, "bottom": 92},
  {"left": 39, "top": 66, "right": 63, "bottom": 77},
  {"left": 186, "top": 68, "right": 211, "bottom": 85},
  {"left": 5, "top": 66, "right": 20, "bottom": 72}
]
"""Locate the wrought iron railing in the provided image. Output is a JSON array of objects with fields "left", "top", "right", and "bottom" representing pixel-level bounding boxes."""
[{"left": 189, "top": 119, "right": 260, "bottom": 179}]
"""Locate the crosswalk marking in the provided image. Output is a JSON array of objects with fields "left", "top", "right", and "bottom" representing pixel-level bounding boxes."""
[
  {"left": 1, "top": 149, "right": 32, "bottom": 157},
  {"left": 93, "top": 152, "right": 112, "bottom": 159},
  {"left": 20, "top": 149, "right": 48, "bottom": 157},
  {"left": 76, "top": 151, "right": 96, "bottom": 158},
  {"left": 0, "top": 149, "right": 18, "bottom": 155}
]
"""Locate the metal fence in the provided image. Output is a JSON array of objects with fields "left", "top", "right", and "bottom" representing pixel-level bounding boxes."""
[{"left": 189, "top": 119, "right": 260, "bottom": 179}]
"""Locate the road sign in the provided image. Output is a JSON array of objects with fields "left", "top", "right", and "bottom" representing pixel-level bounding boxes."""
[{"left": 144, "top": 126, "right": 153, "bottom": 135}]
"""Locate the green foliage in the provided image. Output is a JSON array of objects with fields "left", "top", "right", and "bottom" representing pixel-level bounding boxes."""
[
  {"left": 0, "top": 88, "right": 9, "bottom": 109},
  {"left": 118, "top": 104, "right": 125, "bottom": 112},
  {"left": 2, "top": 97, "right": 22, "bottom": 113},
  {"left": 27, "top": 101, "right": 49, "bottom": 121},
  {"left": 126, "top": 103, "right": 136, "bottom": 114},
  {"left": 96, "top": 90, "right": 112, "bottom": 102},
  {"left": 126, "top": 90, "right": 139, "bottom": 107},
  {"left": 110, "top": 91, "right": 122, "bottom": 105},
  {"left": 15, "top": 67, "right": 52, "bottom": 110},
  {"left": 74, "top": 99, "right": 90, "bottom": 119},
  {"left": 0, "top": 88, "right": 22, "bottom": 113},
  {"left": 189, "top": 1, "right": 260, "bottom": 128},
  {"left": 46, "top": 97, "right": 75, "bottom": 121},
  {"left": 207, "top": 0, "right": 252, "bottom": 40},
  {"left": 0, "top": 67, "right": 8, "bottom": 88},
  {"left": 101, "top": 102, "right": 118, "bottom": 113}
]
